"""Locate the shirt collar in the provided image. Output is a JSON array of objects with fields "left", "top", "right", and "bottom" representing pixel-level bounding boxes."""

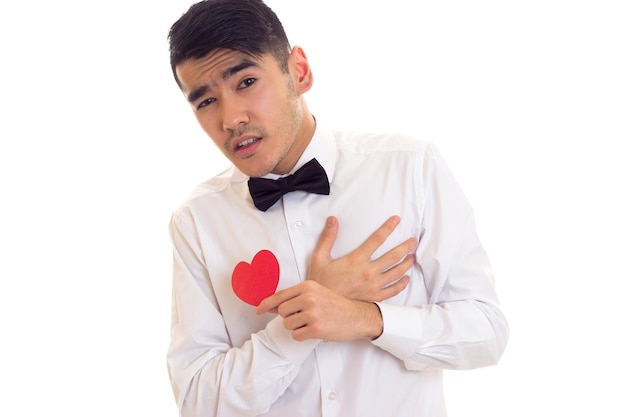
[{"left": 288, "top": 123, "right": 336, "bottom": 184}]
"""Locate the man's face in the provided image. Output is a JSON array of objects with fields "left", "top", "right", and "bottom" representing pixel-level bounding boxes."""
[{"left": 175, "top": 49, "right": 311, "bottom": 177}]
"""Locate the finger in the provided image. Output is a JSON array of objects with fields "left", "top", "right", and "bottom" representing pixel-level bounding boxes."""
[
  {"left": 311, "top": 217, "right": 339, "bottom": 264},
  {"left": 256, "top": 286, "right": 300, "bottom": 315},
  {"left": 355, "top": 216, "right": 401, "bottom": 258},
  {"left": 374, "top": 276, "right": 411, "bottom": 302},
  {"left": 380, "top": 254, "right": 415, "bottom": 285},
  {"left": 291, "top": 322, "right": 320, "bottom": 342},
  {"left": 375, "top": 237, "right": 417, "bottom": 272},
  {"left": 282, "top": 310, "right": 309, "bottom": 331}
]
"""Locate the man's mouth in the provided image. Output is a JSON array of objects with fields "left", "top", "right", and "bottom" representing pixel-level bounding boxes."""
[
  {"left": 236, "top": 137, "right": 260, "bottom": 149},
  {"left": 232, "top": 135, "right": 263, "bottom": 157}
]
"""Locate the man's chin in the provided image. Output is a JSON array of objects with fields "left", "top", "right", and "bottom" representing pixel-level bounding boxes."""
[{"left": 235, "top": 160, "right": 273, "bottom": 178}]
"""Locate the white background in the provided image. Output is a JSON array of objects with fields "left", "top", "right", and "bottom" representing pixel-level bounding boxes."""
[{"left": 1, "top": 0, "right": 625, "bottom": 416}]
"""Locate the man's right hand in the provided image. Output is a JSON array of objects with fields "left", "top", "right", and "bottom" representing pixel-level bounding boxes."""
[{"left": 307, "top": 215, "right": 417, "bottom": 302}]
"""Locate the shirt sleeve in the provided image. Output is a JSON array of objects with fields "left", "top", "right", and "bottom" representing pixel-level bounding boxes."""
[
  {"left": 166, "top": 211, "right": 320, "bottom": 417},
  {"left": 371, "top": 142, "right": 509, "bottom": 371}
]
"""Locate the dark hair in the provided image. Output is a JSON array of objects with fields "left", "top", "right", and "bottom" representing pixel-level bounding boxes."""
[{"left": 168, "top": 0, "right": 292, "bottom": 86}]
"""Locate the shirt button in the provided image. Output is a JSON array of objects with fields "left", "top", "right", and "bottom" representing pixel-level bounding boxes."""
[
  {"left": 294, "top": 221, "right": 304, "bottom": 230},
  {"left": 328, "top": 391, "right": 337, "bottom": 401}
]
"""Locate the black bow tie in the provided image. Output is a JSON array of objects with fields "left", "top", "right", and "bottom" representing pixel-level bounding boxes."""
[{"left": 248, "top": 158, "right": 330, "bottom": 211}]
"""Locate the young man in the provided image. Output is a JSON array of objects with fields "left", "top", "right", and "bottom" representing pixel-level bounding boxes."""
[{"left": 166, "top": 1, "right": 509, "bottom": 416}]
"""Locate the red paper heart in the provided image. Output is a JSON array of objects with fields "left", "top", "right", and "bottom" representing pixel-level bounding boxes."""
[{"left": 232, "top": 250, "right": 280, "bottom": 306}]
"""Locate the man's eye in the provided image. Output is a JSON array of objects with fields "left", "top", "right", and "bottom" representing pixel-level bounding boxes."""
[
  {"left": 197, "top": 98, "right": 215, "bottom": 110},
  {"left": 239, "top": 78, "right": 256, "bottom": 89}
]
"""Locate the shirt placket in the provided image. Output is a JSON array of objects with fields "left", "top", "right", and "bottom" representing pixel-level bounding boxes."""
[{"left": 282, "top": 195, "right": 344, "bottom": 417}]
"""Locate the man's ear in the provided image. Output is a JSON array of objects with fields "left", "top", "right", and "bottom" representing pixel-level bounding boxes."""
[{"left": 289, "top": 46, "right": 313, "bottom": 94}]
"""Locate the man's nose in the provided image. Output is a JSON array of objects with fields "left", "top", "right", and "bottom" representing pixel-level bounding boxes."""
[{"left": 221, "top": 96, "right": 249, "bottom": 131}]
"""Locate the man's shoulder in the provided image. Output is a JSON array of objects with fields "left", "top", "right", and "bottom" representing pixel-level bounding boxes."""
[
  {"left": 333, "top": 129, "right": 434, "bottom": 156},
  {"left": 175, "top": 165, "right": 243, "bottom": 210}
]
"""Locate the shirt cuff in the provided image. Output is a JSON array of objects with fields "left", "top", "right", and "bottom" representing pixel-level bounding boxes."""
[
  {"left": 262, "top": 316, "right": 321, "bottom": 365},
  {"left": 371, "top": 302, "right": 423, "bottom": 358}
]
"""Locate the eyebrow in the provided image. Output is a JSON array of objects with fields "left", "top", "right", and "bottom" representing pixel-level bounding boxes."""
[{"left": 186, "top": 59, "right": 259, "bottom": 104}]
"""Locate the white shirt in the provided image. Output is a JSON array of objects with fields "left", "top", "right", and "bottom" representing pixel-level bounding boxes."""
[{"left": 167, "top": 125, "right": 509, "bottom": 417}]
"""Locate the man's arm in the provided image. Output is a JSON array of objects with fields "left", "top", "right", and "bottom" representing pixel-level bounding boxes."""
[
  {"left": 168, "top": 212, "right": 314, "bottom": 417},
  {"left": 366, "top": 143, "right": 509, "bottom": 371},
  {"left": 256, "top": 215, "right": 417, "bottom": 342},
  {"left": 257, "top": 144, "right": 509, "bottom": 371},
  {"left": 167, "top": 213, "right": 413, "bottom": 416}
]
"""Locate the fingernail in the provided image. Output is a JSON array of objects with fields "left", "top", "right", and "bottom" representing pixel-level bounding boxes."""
[{"left": 327, "top": 217, "right": 337, "bottom": 227}]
